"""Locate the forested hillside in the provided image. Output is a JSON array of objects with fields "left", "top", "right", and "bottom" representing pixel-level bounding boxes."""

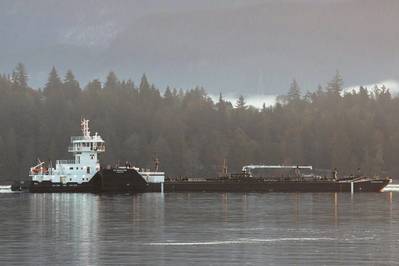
[{"left": 0, "top": 64, "right": 398, "bottom": 180}]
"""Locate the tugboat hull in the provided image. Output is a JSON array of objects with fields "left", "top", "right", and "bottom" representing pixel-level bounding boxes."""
[
  {"left": 29, "top": 181, "right": 95, "bottom": 193},
  {"left": 29, "top": 168, "right": 149, "bottom": 193}
]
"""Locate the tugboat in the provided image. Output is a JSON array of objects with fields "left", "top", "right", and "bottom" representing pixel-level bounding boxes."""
[{"left": 28, "top": 118, "right": 165, "bottom": 193}]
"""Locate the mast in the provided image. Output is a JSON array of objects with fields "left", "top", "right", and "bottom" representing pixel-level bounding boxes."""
[
  {"left": 81, "top": 118, "right": 90, "bottom": 137},
  {"left": 223, "top": 159, "right": 228, "bottom": 176}
]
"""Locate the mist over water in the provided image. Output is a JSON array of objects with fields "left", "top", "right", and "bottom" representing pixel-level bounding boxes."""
[{"left": 0, "top": 192, "right": 398, "bottom": 265}]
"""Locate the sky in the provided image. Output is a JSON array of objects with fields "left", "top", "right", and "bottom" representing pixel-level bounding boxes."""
[{"left": 1, "top": 0, "right": 398, "bottom": 100}]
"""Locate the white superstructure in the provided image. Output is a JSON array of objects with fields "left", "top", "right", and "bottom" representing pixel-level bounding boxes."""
[{"left": 30, "top": 118, "right": 105, "bottom": 184}]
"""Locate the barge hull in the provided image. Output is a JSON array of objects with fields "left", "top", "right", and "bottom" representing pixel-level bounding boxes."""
[
  {"left": 149, "top": 179, "right": 390, "bottom": 193},
  {"left": 26, "top": 173, "right": 390, "bottom": 193}
]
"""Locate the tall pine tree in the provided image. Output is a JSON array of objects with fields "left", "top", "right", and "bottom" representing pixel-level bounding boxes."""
[
  {"left": 12, "top": 63, "right": 28, "bottom": 89},
  {"left": 43, "top": 66, "right": 62, "bottom": 97},
  {"left": 63, "top": 70, "right": 81, "bottom": 100}
]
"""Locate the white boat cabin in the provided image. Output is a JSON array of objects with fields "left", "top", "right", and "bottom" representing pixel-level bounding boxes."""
[{"left": 30, "top": 118, "right": 105, "bottom": 184}]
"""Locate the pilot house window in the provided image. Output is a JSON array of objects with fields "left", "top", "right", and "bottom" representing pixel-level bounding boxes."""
[{"left": 87, "top": 167, "right": 90, "bottom": 174}]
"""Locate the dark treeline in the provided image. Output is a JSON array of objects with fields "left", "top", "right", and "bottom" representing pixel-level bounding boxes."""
[{"left": 1, "top": 63, "right": 398, "bottom": 180}]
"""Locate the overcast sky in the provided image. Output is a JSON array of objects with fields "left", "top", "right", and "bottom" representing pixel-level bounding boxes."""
[{"left": 1, "top": 0, "right": 398, "bottom": 96}]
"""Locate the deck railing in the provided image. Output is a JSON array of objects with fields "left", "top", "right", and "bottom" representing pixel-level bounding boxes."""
[
  {"left": 68, "top": 146, "right": 105, "bottom": 152},
  {"left": 56, "top": 160, "right": 75, "bottom": 164},
  {"left": 71, "top": 135, "right": 104, "bottom": 142}
]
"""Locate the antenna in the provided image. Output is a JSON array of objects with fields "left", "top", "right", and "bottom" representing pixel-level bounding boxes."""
[
  {"left": 223, "top": 159, "right": 228, "bottom": 176},
  {"left": 154, "top": 156, "right": 160, "bottom": 172},
  {"left": 81, "top": 118, "right": 90, "bottom": 137}
]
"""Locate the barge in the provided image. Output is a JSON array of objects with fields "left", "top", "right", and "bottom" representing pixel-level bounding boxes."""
[{"left": 149, "top": 165, "right": 390, "bottom": 193}]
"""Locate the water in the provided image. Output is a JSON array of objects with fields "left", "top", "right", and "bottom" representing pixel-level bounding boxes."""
[{"left": 0, "top": 192, "right": 398, "bottom": 265}]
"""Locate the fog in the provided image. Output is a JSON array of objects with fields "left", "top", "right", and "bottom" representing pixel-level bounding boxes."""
[{"left": 1, "top": 0, "right": 398, "bottom": 94}]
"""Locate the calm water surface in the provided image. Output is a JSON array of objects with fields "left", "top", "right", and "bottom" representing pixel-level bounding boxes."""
[{"left": 0, "top": 192, "right": 398, "bottom": 265}]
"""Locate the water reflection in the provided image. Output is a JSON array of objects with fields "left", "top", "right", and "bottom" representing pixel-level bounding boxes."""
[
  {"left": 222, "top": 193, "right": 229, "bottom": 222},
  {"left": 293, "top": 193, "right": 300, "bottom": 223},
  {"left": 334, "top": 192, "right": 338, "bottom": 225},
  {"left": 0, "top": 192, "right": 398, "bottom": 265},
  {"left": 28, "top": 194, "right": 99, "bottom": 265}
]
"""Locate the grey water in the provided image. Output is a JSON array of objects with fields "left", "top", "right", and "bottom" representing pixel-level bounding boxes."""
[{"left": 0, "top": 192, "right": 398, "bottom": 265}]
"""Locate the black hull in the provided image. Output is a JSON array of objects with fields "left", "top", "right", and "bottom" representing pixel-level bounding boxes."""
[
  {"left": 29, "top": 168, "right": 149, "bottom": 193},
  {"left": 27, "top": 170, "right": 390, "bottom": 193},
  {"left": 153, "top": 179, "right": 390, "bottom": 193}
]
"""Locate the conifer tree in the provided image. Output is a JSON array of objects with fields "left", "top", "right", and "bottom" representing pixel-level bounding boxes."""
[
  {"left": 63, "top": 70, "right": 80, "bottom": 99},
  {"left": 43, "top": 66, "right": 62, "bottom": 97},
  {"left": 104, "top": 71, "right": 119, "bottom": 90},
  {"left": 217, "top": 92, "right": 226, "bottom": 112},
  {"left": 12, "top": 63, "right": 28, "bottom": 89},
  {"left": 164, "top": 86, "right": 174, "bottom": 106},
  {"left": 287, "top": 79, "right": 301, "bottom": 103},
  {"left": 164, "top": 86, "right": 173, "bottom": 98},
  {"left": 139, "top": 74, "right": 150, "bottom": 91},
  {"left": 123, "top": 79, "right": 135, "bottom": 92},
  {"left": 86, "top": 79, "right": 102, "bottom": 93},
  {"left": 327, "top": 70, "right": 343, "bottom": 96},
  {"left": 235, "top": 95, "right": 247, "bottom": 109},
  {"left": 139, "top": 73, "right": 152, "bottom": 99}
]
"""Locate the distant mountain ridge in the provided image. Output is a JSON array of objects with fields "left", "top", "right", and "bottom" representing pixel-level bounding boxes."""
[{"left": 1, "top": 0, "right": 399, "bottom": 94}]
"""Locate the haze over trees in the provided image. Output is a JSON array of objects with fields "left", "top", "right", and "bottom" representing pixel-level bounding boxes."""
[{"left": 0, "top": 64, "right": 398, "bottom": 181}]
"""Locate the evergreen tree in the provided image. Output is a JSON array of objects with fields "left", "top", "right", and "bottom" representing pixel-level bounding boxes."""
[
  {"left": 164, "top": 86, "right": 173, "bottom": 98},
  {"left": 235, "top": 95, "right": 247, "bottom": 109},
  {"left": 12, "top": 63, "right": 28, "bottom": 89},
  {"left": 139, "top": 74, "right": 150, "bottom": 92},
  {"left": 43, "top": 66, "right": 62, "bottom": 97},
  {"left": 63, "top": 70, "right": 81, "bottom": 100},
  {"left": 139, "top": 73, "right": 152, "bottom": 99},
  {"left": 104, "top": 71, "right": 119, "bottom": 90},
  {"left": 219, "top": 92, "right": 223, "bottom": 103},
  {"left": 122, "top": 79, "right": 135, "bottom": 93},
  {"left": 163, "top": 86, "right": 175, "bottom": 106},
  {"left": 287, "top": 79, "right": 301, "bottom": 103},
  {"left": 86, "top": 79, "right": 102, "bottom": 93},
  {"left": 216, "top": 92, "right": 227, "bottom": 112},
  {"left": 327, "top": 70, "right": 343, "bottom": 95}
]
